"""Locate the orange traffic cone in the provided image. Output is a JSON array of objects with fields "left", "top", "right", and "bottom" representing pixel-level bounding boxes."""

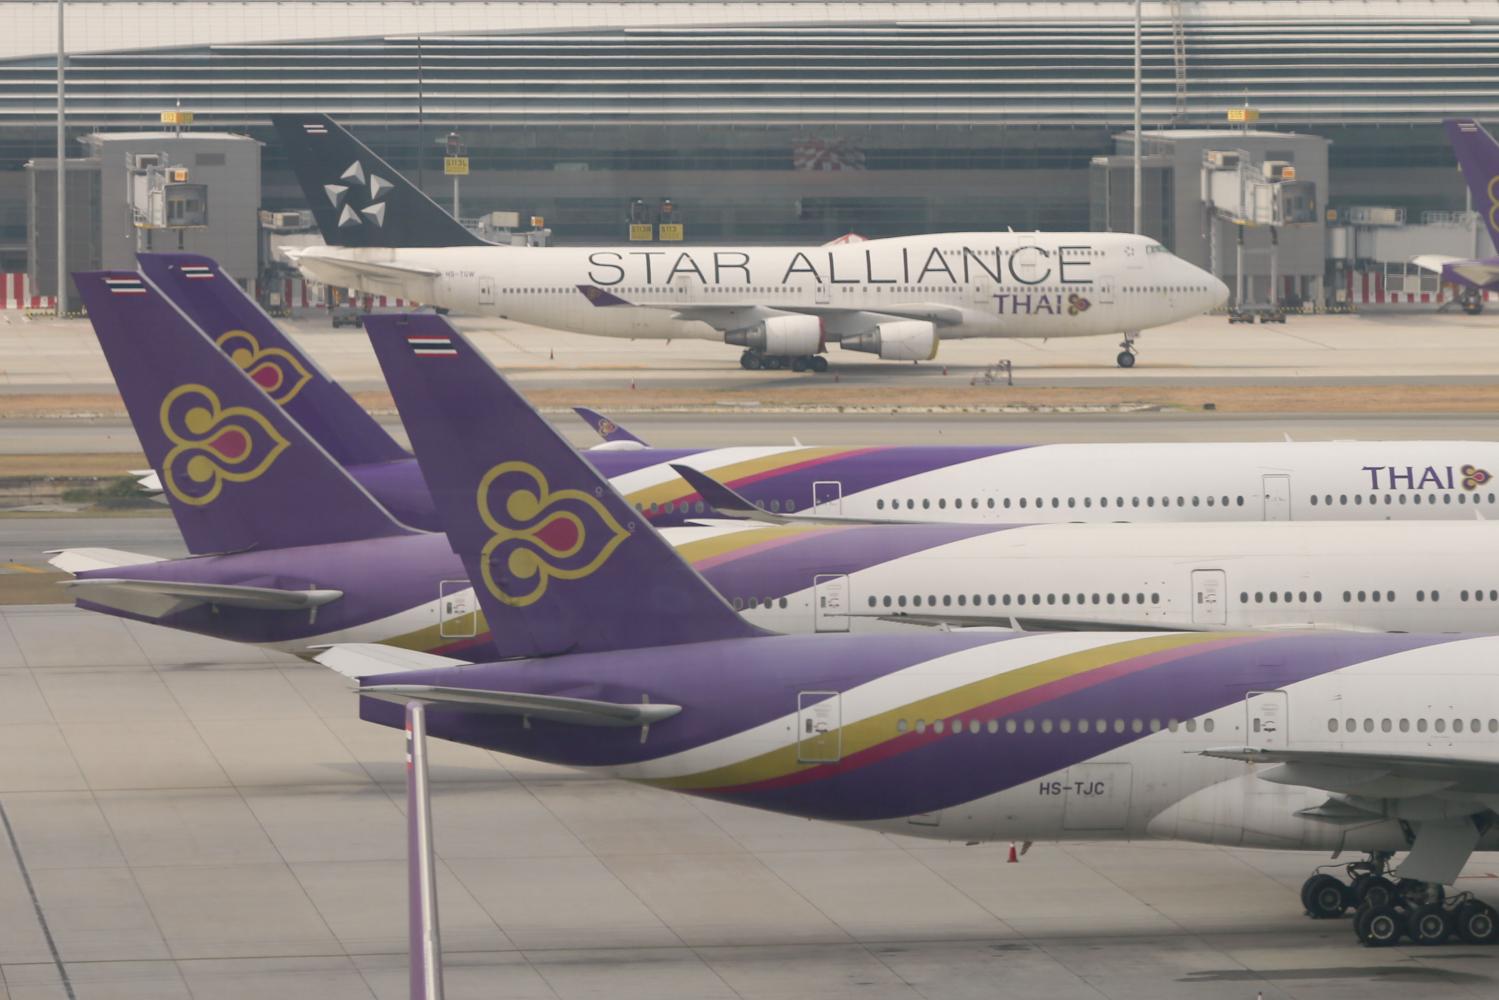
[{"left": 1007, "top": 842, "right": 1019, "bottom": 863}]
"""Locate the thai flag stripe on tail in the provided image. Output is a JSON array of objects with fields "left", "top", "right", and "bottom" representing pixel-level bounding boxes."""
[
  {"left": 180, "top": 265, "right": 214, "bottom": 280},
  {"left": 1458, "top": 122, "right": 1480, "bottom": 132},
  {"left": 409, "top": 335, "right": 457, "bottom": 357},
  {"left": 303, "top": 123, "right": 328, "bottom": 135},
  {"left": 104, "top": 277, "right": 146, "bottom": 295}
]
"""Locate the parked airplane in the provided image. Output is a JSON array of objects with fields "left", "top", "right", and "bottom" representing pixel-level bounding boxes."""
[
  {"left": 322, "top": 311, "right": 1499, "bottom": 948},
  {"left": 1411, "top": 118, "right": 1499, "bottom": 313},
  {"left": 131, "top": 254, "right": 1499, "bottom": 531},
  {"left": 272, "top": 114, "right": 1227, "bottom": 370},
  {"left": 57, "top": 282, "right": 1499, "bottom": 659}
]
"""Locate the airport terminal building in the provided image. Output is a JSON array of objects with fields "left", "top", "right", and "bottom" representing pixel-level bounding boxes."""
[{"left": 1, "top": 0, "right": 1496, "bottom": 296}]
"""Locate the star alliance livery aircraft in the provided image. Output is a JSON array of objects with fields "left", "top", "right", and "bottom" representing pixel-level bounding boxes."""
[
  {"left": 133, "top": 253, "right": 1499, "bottom": 531},
  {"left": 272, "top": 114, "right": 1227, "bottom": 370},
  {"left": 303, "top": 311, "right": 1499, "bottom": 950}
]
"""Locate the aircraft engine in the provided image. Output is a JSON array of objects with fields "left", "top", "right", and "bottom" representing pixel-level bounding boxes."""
[
  {"left": 724, "top": 315, "right": 823, "bottom": 356},
  {"left": 839, "top": 320, "right": 939, "bottom": 361}
]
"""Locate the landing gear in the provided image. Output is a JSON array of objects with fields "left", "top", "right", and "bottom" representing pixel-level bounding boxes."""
[
  {"left": 738, "top": 350, "right": 829, "bottom": 373},
  {"left": 1300, "top": 854, "right": 1499, "bottom": 947},
  {"left": 1116, "top": 332, "right": 1138, "bottom": 369},
  {"left": 1461, "top": 290, "right": 1485, "bottom": 315}
]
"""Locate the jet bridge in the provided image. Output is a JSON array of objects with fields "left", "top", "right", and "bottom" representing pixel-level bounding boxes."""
[{"left": 1201, "top": 150, "right": 1319, "bottom": 321}]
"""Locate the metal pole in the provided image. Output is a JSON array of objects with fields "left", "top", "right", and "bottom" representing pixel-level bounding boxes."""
[
  {"left": 1133, "top": 0, "right": 1142, "bottom": 235},
  {"left": 55, "top": 0, "right": 66, "bottom": 317},
  {"left": 452, "top": 176, "right": 459, "bottom": 221},
  {"left": 406, "top": 701, "right": 444, "bottom": 1000}
]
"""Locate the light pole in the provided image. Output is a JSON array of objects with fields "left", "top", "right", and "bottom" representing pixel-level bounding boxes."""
[
  {"left": 1133, "top": 0, "right": 1142, "bottom": 235},
  {"left": 55, "top": 0, "right": 66, "bottom": 316}
]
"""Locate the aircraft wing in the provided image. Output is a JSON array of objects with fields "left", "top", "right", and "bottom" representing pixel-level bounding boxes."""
[
  {"left": 667, "top": 463, "right": 918, "bottom": 526},
  {"left": 63, "top": 578, "right": 342, "bottom": 619},
  {"left": 576, "top": 285, "right": 967, "bottom": 329},
  {"left": 1200, "top": 744, "right": 1499, "bottom": 883},
  {"left": 358, "top": 684, "right": 682, "bottom": 728}
]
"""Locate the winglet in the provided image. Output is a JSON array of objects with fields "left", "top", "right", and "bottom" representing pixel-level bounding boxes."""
[
  {"left": 364, "top": 313, "right": 765, "bottom": 659},
  {"left": 668, "top": 464, "right": 791, "bottom": 524},
  {"left": 573, "top": 407, "right": 647, "bottom": 446},
  {"left": 576, "top": 284, "right": 633, "bottom": 307}
]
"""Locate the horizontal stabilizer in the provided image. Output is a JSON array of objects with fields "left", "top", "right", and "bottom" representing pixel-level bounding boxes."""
[
  {"left": 314, "top": 643, "right": 469, "bottom": 679},
  {"left": 46, "top": 548, "right": 163, "bottom": 574},
  {"left": 64, "top": 578, "right": 342, "bottom": 619},
  {"left": 359, "top": 684, "right": 682, "bottom": 728}
]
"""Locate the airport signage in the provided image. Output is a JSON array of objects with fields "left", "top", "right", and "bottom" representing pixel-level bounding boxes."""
[
  {"left": 628, "top": 224, "right": 654, "bottom": 242},
  {"left": 444, "top": 157, "right": 470, "bottom": 176},
  {"left": 658, "top": 223, "right": 684, "bottom": 242}
]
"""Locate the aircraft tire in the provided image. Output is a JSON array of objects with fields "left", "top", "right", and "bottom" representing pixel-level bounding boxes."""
[
  {"left": 741, "top": 352, "right": 763, "bottom": 371},
  {"left": 763, "top": 355, "right": 785, "bottom": 370},
  {"left": 1116, "top": 351, "right": 1136, "bottom": 369},
  {"left": 1455, "top": 901, "right": 1499, "bottom": 945},
  {"left": 1406, "top": 904, "right": 1452, "bottom": 946},
  {"left": 1353, "top": 874, "right": 1398, "bottom": 910},
  {"left": 791, "top": 356, "right": 809, "bottom": 372},
  {"left": 1355, "top": 905, "right": 1403, "bottom": 947},
  {"left": 1302, "top": 874, "right": 1350, "bottom": 919},
  {"left": 811, "top": 356, "right": 829, "bottom": 373}
]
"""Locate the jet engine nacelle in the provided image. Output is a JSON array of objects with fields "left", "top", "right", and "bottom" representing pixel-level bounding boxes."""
[
  {"left": 724, "top": 315, "right": 823, "bottom": 356},
  {"left": 839, "top": 320, "right": 939, "bottom": 361}
]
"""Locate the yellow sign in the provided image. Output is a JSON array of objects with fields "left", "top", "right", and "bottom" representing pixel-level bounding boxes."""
[
  {"left": 444, "top": 156, "right": 470, "bottom": 176},
  {"left": 160, "top": 110, "right": 194, "bottom": 125},
  {"left": 1227, "top": 107, "right": 1261, "bottom": 123},
  {"left": 658, "top": 223, "right": 684, "bottom": 242},
  {"left": 629, "top": 224, "right": 653, "bottom": 242}
]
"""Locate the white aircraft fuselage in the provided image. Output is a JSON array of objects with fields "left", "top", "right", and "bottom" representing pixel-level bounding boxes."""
[{"left": 294, "top": 232, "right": 1226, "bottom": 355}]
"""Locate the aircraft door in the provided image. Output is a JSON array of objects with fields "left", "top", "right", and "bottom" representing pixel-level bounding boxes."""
[
  {"left": 815, "top": 284, "right": 832, "bottom": 305},
  {"left": 1190, "top": 569, "right": 1227, "bottom": 626},
  {"left": 1061, "top": 762, "right": 1132, "bottom": 831},
  {"left": 812, "top": 480, "right": 843, "bottom": 515},
  {"left": 438, "top": 580, "right": 477, "bottom": 638},
  {"left": 1245, "top": 690, "right": 1289, "bottom": 750},
  {"left": 1262, "top": 475, "right": 1291, "bottom": 521},
  {"left": 813, "top": 573, "right": 850, "bottom": 632},
  {"left": 478, "top": 277, "right": 495, "bottom": 307},
  {"left": 797, "top": 690, "right": 841, "bottom": 763}
]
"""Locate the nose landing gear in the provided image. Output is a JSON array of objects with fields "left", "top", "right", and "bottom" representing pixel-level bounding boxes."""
[
  {"left": 1299, "top": 854, "right": 1499, "bottom": 946},
  {"left": 1116, "top": 331, "right": 1138, "bottom": 369}
]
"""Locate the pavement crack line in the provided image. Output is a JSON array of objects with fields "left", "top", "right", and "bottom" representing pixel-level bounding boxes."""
[{"left": 0, "top": 798, "right": 78, "bottom": 1000}]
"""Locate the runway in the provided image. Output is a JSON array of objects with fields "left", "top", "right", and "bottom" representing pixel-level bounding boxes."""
[{"left": 3, "top": 602, "right": 1499, "bottom": 1000}]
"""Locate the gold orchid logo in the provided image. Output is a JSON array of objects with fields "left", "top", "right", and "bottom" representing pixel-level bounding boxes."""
[
  {"left": 216, "top": 330, "right": 313, "bottom": 405},
  {"left": 159, "top": 384, "right": 290, "bottom": 506},
  {"left": 476, "top": 462, "right": 630, "bottom": 607}
]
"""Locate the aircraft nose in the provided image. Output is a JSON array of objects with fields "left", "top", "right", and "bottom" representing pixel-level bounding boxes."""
[{"left": 1209, "top": 273, "right": 1229, "bottom": 308}]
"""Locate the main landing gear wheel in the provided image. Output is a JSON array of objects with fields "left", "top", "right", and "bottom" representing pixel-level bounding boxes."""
[
  {"left": 740, "top": 351, "right": 763, "bottom": 370},
  {"left": 1356, "top": 905, "right": 1404, "bottom": 947},
  {"left": 810, "top": 355, "right": 829, "bottom": 373},
  {"left": 1301, "top": 874, "right": 1351, "bottom": 919},
  {"left": 1352, "top": 874, "right": 1398, "bottom": 910},
  {"left": 1455, "top": 900, "right": 1499, "bottom": 944},
  {"left": 1116, "top": 350, "right": 1136, "bottom": 368},
  {"left": 1407, "top": 903, "right": 1453, "bottom": 946},
  {"left": 1461, "top": 292, "right": 1485, "bottom": 316}
]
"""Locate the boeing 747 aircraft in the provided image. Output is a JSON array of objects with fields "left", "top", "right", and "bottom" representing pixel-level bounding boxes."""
[
  {"left": 138, "top": 253, "right": 1499, "bottom": 530},
  {"left": 1412, "top": 118, "right": 1499, "bottom": 311},
  {"left": 312, "top": 311, "right": 1499, "bottom": 949},
  {"left": 272, "top": 115, "right": 1226, "bottom": 369}
]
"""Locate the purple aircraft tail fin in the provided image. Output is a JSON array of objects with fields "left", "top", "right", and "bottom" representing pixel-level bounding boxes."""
[
  {"left": 365, "top": 313, "right": 763, "bottom": 659},
  {"left": 572, "top": 407, "right": 647, "bottom": 446},
  {"left": 76, "top": 271, "right": 417, "bottom": 555},
  {"left": 1445, "top": 119, "right": 1499, "bottom": 251},
  {"left": 138, "top": 253, "right": 410, "bottom": 466}
]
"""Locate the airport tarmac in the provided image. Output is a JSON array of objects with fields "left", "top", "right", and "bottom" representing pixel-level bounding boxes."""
[
  {"left": 4, "top": 600, "right": 1499, "bottom": 1000},
  {"left": 2, "top": 309, "right": 1499, "bottom": 396}
]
